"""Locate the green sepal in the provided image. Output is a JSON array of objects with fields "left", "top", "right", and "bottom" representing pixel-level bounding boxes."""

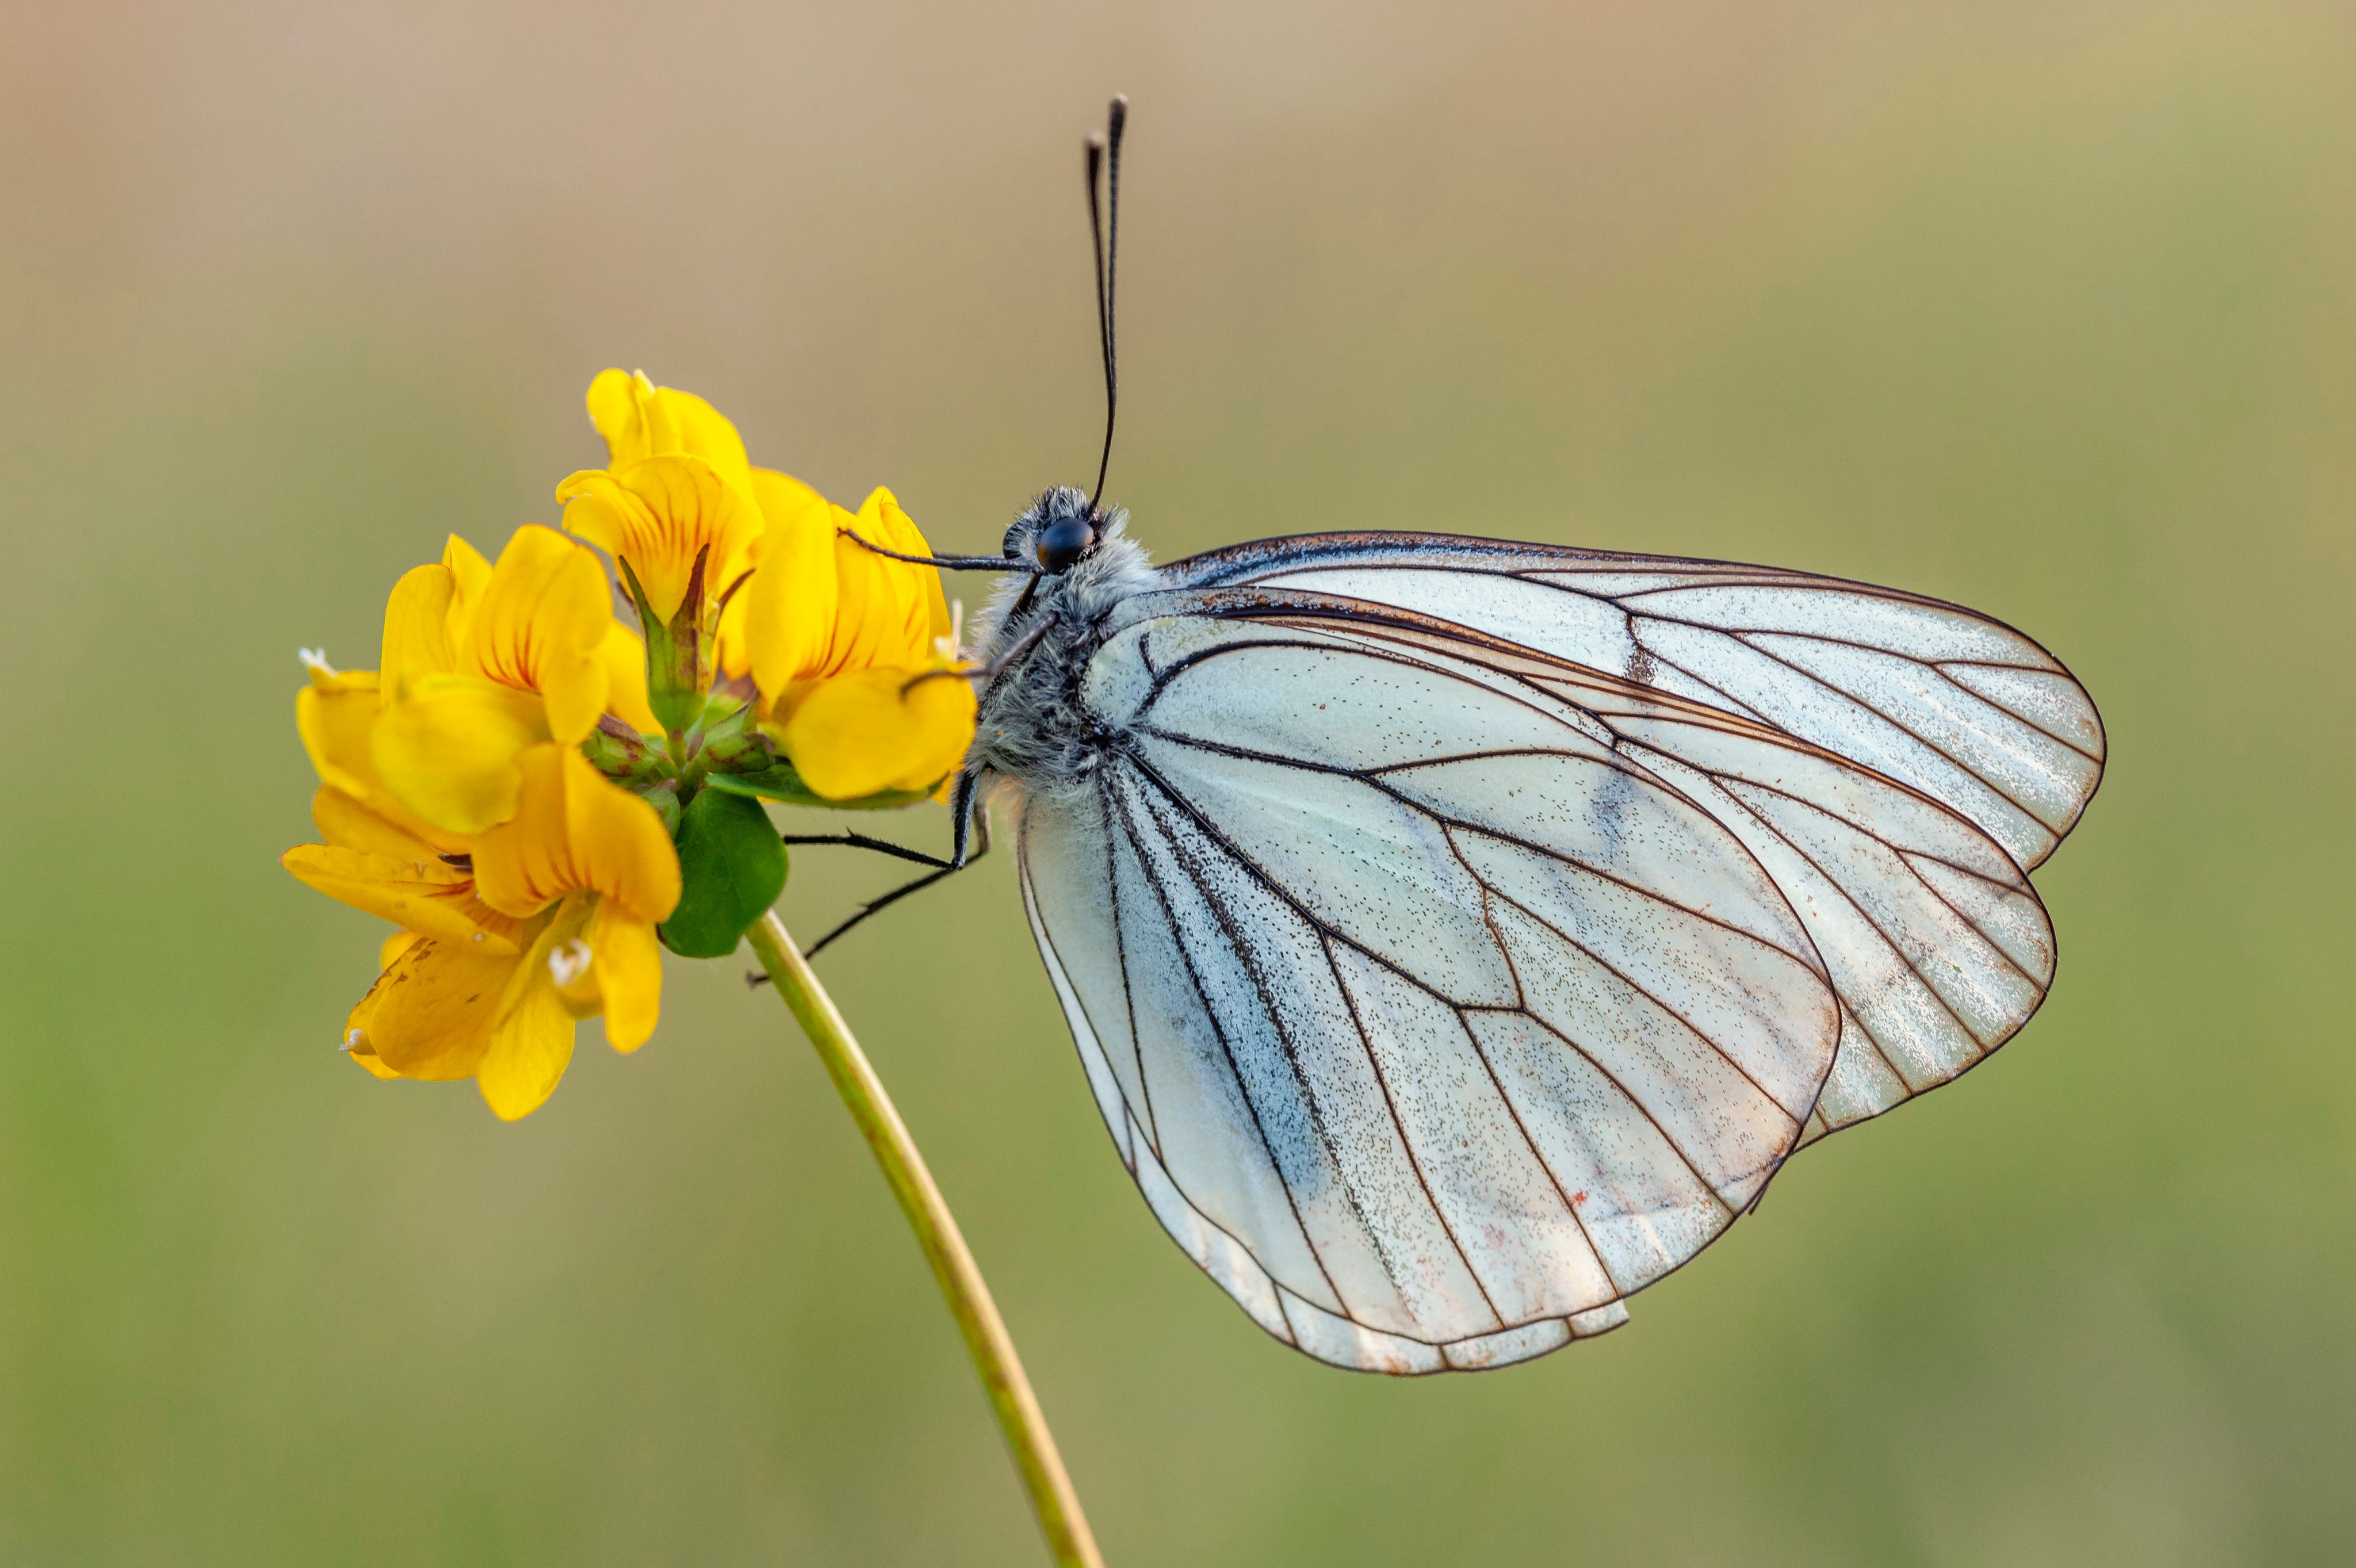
[
  {"left": 704, "top": 764, "right": 932, "bottom": 812},
  {"left": 619, "top": 551, "right": 710, "bottom": 739},
  {"left": 641, "top": 778, "right": 682, "bottom": 837},
  {"left": 657, "top": 787, "right": 788, "bottom": 958}
]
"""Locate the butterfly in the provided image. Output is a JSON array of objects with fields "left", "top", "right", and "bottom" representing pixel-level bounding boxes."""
[{"left": 811, "top": 97, "right": 2104, "bottom": 1374}]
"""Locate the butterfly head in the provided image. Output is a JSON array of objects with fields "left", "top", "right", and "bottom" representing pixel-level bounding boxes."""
[{"left": 1004, "top": 485, "right": 1110, "bottom": 576}]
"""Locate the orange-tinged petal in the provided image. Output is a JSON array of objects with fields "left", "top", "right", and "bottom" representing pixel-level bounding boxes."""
[
  {"left": 282, "top": 844, "right": 523, "bottom": 954},
  {"left": 743, "top": 467, "right": 842, "bottom": 688},
  {"left": 599, "top": 622, "right": 660, "bottom": 733},
  {"left": 380, "top": 564, "right": 458, "bottom": 691},
  {"left": 586, "top": 369, "right": 755, "bottom": 506},
  {"left": 823, "top": 489, "right": 939, "bottom": 676},
  {"left": 778, "top": 666, "right": 977, "bottom": 800},
  {"left": 373, "top": 674, "right": 550, "bottom": 834},
  {"left": 557, "top": 455, "right": 760, "bottom": 625},
  {"left": 472, "top": 743, "right": 682, "bottom": 923},
  {"left": 351, "top": 935, "right": 514, "bottom": 1081},
  {"left": 475, "top": 916, "right": 580, "bottom": 1120},
  {"left": 586, "top": 904, "right": 663, "bottom": 1051},
  {"left": 460, "top": 526, "right": 613, "bottom": 744}
]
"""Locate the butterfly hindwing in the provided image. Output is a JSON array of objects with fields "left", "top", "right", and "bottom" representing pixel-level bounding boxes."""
[{"left": 1018, "top": 607, "right": 1855, "bottom": 1371}]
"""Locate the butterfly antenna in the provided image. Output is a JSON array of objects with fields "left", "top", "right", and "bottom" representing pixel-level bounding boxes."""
[{"left": 1086, "top": 94, "right": 1127, "bottom": 516}]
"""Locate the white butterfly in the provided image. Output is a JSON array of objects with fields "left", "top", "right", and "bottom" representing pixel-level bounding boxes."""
[
  {"left": 846, "top": 495, "right": 2098, "bottom": 1376},
  {"left": 827, "top": 101, "right": 2101, "bottom": 1374}
]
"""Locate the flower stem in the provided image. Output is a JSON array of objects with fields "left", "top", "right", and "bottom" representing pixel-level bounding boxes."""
[{"left": 745, "top": 911, "right": 1104, "bottom": 1567}]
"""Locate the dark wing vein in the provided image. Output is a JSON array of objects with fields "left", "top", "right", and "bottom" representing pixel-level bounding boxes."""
[
  {"left": 1318, "top": 930, "right": 1508, "bottom": 1331},
  {"left": 1659, "top": 623, "right": 2075, "bottom": 837},
  {"left": 1706, "top": 771, "right": 2046, "bottom": 986},
  {"left": 1132, "top": 771, "right": 1463, "bottom": 1319},
  {"left": 1104, "top": 774, "right": 1364, "bottom": 1319},
  {"left": 1626, "top": 747, "right": 1998, "bottom": 1054},
  {"left": 1138, "top": 728, "right": 1820, "bottom": 976},
  {"left": 1929, "top": 661, "right": 2104, "bottom": 763},
  {"left": 1125, "top": 747, "right": 1773, "bottom": 1225},
  {"left": 1097, "top": 774, "right": 1160, "bottom": 1159}
]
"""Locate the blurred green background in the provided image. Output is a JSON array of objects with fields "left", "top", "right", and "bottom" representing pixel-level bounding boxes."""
[{"left": 3, "top": 2, "right": 2351, "bottom": 1563}]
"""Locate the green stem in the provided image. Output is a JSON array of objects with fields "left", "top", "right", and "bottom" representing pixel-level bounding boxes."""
[{"left": 745, "top": 911, "right": 1104, "bottom": 1568}]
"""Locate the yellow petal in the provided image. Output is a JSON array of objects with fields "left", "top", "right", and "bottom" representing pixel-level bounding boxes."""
[
  {"left": 342, "top": 969, "right": 406, "bottom": 1077},
  {"left": 282, "top": 844, "right": 523, "bottom": 954},
  {"left": 351, "top": 935, "right": 514, "bottom": 1081},
  {"left": 871, "top": 488, "right": 954, "bottom": 650},
  {"left": 471, "top": 743, "right": 682, "bottom": 923},
  {"left": 475, "top": 916, "right": 580, "bottom": 1120},
  {"left": 586, "top": 369, "right": 654, "bottom": 464},
  {"left": 373, "top": 673, "right": 550, "bottom": 834},
  {"left": 599, "top": 622, "right": 660, "bottom": 733},
  {"left": 822, "top": 489, "right": 940, "bottom": 676},
  {"left": 460, "top": 526, "right": 614, "bottom": 744},
  {"left": 296, "top": 670, "right": 385, "bottom": 803},
  {"left": 586, "top": 904, "right": 663, "bottom": 1052},
  {"left": 779, "top": 666, "right": 978, "bottom": 800},
  {"left": 442, "top": 534, "right": 495, "bottom": 644},
  {"left": 311, "top": 785, "right": 433, "bottom": 859},
  {"left": 297, "top": 697, "right": 473, "bottom": 856},
  {"left": 378, "top": 930, "right": 423, "bottom": 970},
  {"left": 380, "top": 564, "right": 457, "bottom": 692},
  {"left": 556, "top": 452, "right": 758, "bottom": 621},
  {"left": 586, "top": 369, "right": 756, "bottom": 507},
  {"left": 557, "top": 454, "right": 761, "bottom": 625},
  {"left": 348, "top": 1049, "right": 404, "bottom": 1081},
  {"left": 743, "top": 467, "right": 843, "bottom": 689},
  {"left": 716, "top": 584, "right": 757, "bottom": 680}
]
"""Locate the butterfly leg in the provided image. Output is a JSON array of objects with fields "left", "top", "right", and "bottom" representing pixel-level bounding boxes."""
[
  {"left": 748, "top": 771, "right": 993, "bottom": 977},
  {"left": 778, "top": 829, "right": 954, "bottom": 870},
  {"left": 801, "top": 806, "right": 992, "bottom": 959}
]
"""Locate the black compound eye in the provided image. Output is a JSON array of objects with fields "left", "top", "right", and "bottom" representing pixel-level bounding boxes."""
[{"left": 1035, "top": 515, "right": 1096, "bottom": 573}]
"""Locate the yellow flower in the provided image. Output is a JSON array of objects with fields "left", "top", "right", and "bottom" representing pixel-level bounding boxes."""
[
  {"left": 556, "top": 370, "right": 764, "bottom": 640},
  {"left": 550, "top": 371, "right": 977, "bottom": 797},
  {"left": 282, "top": 788, "right": 524, "bottom": 958},
  {"left": 288, "top": 372, "right": 987, "bottom": 1120},
  {"left": 372, "top": 527, "right": 653, "bottom": 833},
  {"left": 582, "top": 367, "right": 757, "bottom": 502},
  {"left": 296, "top": 664, "right": 473, "bottom": 856},
  {"left": 774, "top": 665, "right": 979, "bottom": 800},
  {"left": 293, "top": 743, "right": 681, "bottom": 1119},
  {"left": 743, "top": 482, "right": 977, "bottom": 800}
]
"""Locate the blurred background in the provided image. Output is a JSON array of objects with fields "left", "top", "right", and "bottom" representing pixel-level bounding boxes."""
[{"left": 2, "top": 1, "right": 2351, "bottom": 1563}]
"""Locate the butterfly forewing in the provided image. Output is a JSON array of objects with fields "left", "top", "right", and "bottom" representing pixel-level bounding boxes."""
[
  {"left": 1169, "top": 534, "right": 2105, "bottom": 873},
  {"left": 1266, "top": 607, "right": 2064, "bottom": 1139}
]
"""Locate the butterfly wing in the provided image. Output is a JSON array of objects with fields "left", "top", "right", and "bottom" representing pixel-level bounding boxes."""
[
  {"left": 1016, "top": 593, "right": 2050, "bottom": 1371},
  {"left": 1216, "top": 598, "right": 2062, "bottom": 1145},
  {"left": 1169, "top": 533, "right": 2104, "bottom": 874}
]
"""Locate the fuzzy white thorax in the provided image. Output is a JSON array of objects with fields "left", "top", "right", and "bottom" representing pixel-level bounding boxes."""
[{"left": 966, "top": 489, "right": 1165, "bottom": 800}]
